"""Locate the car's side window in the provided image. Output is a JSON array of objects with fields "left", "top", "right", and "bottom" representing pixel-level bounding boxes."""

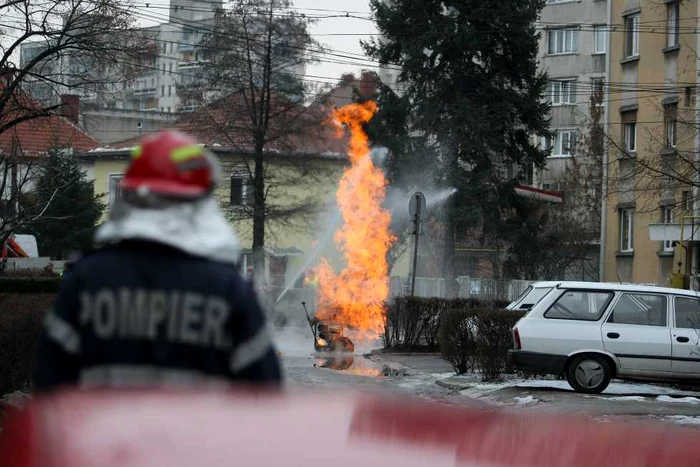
[
  {"left": 544, "top": 290, "right": 613, "bottom": 321},
  {"left": 607, "top": 293, "right": 667, "bottom": 327},
  {"left": 674, "top": 297, "right": 700, "bottom": 329}
]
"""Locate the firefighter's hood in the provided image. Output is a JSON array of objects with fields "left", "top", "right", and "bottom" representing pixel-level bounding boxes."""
[{"left": 95, "top": 196, "right": 240, "bottom": 265}]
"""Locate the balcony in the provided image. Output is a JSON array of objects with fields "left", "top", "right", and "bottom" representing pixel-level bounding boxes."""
[
  {"left": 178, "top": 42, "right": 195, "bottom": 51},
  {"left": 133, "top": 88, "right": 157, "bottom": 96},
  {"left": 178, "top": 60, "right": 205, "bottom": 70}
]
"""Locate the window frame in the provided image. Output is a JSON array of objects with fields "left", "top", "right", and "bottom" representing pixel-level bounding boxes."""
[
  {"left": 667, "top": 2, "right": 680, "bottom": 48},
  {"left": 665, "top": 104, "right": 677, "bottom": 149},
  {"left": 230, "top": 174, "right": 254, "bottom": 207},
  {"left": 606, "top": 292, "right": 669, "bottom": 327},
  {"left": 624, "top": 14, "right": 640, "bottom": 58},
  {"left": 593, "top": 25, "right": 607, "bottom": 54},
  {"left": 662, "top": 206, "right": 675, "bottom": 252},
  {"left": 547, "top": 28, "right": 579, "bottom": 55},
  {"left": 108, "top": 173, "right": 124, "bottom": 207},
  {"left": 619, "top": 208, "right": 634, "bottom": 252},
  {"left": 544, "top": 289, "right": 615, "bottom": 322},
  {"left": 623, "top": 122, "right": 637, "bottom": 153},
  {"left": 550, "top": 79, "right": 576, "bottom": 105},
  {"left": 550, "top": 130, "right": 578, "bottom": 157},
  {"left": 673, "top": 296, "right": 700, "bottom": 329}
]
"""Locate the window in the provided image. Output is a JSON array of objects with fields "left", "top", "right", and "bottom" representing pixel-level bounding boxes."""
[
  {"left": 625, "top": 14, "right": 640, "bottom": 58},
  {"left": 592, "top": 77, "right": 605, "bottom": 103},
  {"left": 168, "top": 85, "right": 172, "bottom": 97},
  {"left": 161, "top": 85, "right": 165, "bottom": 97},
  {"left": 608, "top": 293, "right": 667, "bottom": 326},
  {"left": 682, "top": 190, "right": 691, "bottom": 211},
  {"left": 108, "top": 174, "right": 123, "bottom": 206},
  {"left": 230, "top": 175, "right": 253, "bottom": 206},
  {"left": 545, "top": 290, "right": 613, "bottom": 321},
  {"left": 167, "top": 106, "right": 171, "bottom": 113},
  {"left": 551, "top": 130, "right": 577, "bottom": 156},
  {"left": 162, "top": 63, "right": 165, "bottom": 74},
  {"left": 169, "top": 63, "right": 173, "bottom": 74},
  {"left": 513, "top": 287, "right": 553, "bottom": 311},
  {"left": 674, "top": 297, "right": 700, "bottom": 329},
  {"left": 623, "top": 122, "right": 636, "bottom": 153},
  {"left": 665, "top": 104, "right": 677, "bottom": 149},
  {"left": 667, "top": 2, "right": 680, "bottom": 48},
  {"left": 662, "top": 206, "right": 675, "bottom": 252},
  {"left": 619, "top": 208, "right": 634, "bottom": 252},
  {"left": 548, "top": 28, "right": 578, "bottom": 54},
  {"left": 594, "top": 25, "right": 607, "bottom": 54},
  {"left": 550, "top": 80, "right": 575, "bottom": 105}
]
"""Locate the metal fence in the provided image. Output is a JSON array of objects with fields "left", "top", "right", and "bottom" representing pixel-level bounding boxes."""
[{"left": 389, "top": 276, "right": 535, "bottom": 302}]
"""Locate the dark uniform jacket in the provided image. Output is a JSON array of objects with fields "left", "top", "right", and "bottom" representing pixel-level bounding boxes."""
[{"left": 34, "top": 240, "right": 281, "bottom": 390}]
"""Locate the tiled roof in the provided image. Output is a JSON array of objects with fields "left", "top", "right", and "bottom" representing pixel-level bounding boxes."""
[
  {"left": 0, "top": 86, "right": 100, "bottom": 156},
  {"left": 0, "top": 115, "right": 100, "bottom": 156}
]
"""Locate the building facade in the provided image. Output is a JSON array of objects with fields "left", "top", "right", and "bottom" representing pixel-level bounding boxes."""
[
  {"left": 537, "top": 0, "right": 608, "bottom": 189},
  {"left": 602, "top": 0, "right": 697, "bottom": 286}
]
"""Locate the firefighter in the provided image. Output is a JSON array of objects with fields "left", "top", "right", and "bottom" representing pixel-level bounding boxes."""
[{"left": 33, "top": 130, "right": 281, "bottom": 390}]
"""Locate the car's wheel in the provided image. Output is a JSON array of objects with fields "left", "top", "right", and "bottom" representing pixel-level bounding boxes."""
[{"left": 566, "top": 355, "right": 611, "bottom": 394}]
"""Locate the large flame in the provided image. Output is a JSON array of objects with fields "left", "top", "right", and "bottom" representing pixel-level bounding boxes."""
[{"left": 316, "top": 101, "right": 395, "bottom": 338}]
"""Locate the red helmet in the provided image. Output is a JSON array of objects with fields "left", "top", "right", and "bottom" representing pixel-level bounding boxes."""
[{"left": 122, "top": 130, "right": 217, "bottom": 198}]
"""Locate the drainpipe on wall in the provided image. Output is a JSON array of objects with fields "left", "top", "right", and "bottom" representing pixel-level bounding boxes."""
[{"left": 599, "top": 0, "right": 613, "bottom": 282}]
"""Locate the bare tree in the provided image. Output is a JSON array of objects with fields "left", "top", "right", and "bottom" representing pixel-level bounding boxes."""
[
  {"left": 177, "top": 0, "right": 331, "bottom": 277},
  {"left": 0, "top": 0, "right": 156, "bottom": 241}
]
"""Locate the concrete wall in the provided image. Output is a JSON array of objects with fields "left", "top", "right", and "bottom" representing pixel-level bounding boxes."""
[{"left": 81, "top": 108, "right": 176, "bottom": 144}]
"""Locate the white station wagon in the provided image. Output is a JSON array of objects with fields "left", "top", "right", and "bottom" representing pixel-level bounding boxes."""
[{"left": 508, "top": 281, "right": 700, "bottom": 393}]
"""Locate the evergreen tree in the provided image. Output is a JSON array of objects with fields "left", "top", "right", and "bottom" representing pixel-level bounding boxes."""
[
  {"left": 26, "top": 149, "right": 105, "bottom": 259},
  {"left": 364, "top": 0, "right": 550, "bottom": 291}
]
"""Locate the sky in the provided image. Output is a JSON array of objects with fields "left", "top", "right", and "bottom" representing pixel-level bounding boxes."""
[{"left": 139, "top": 0, "right": 381, "bottom": 86}]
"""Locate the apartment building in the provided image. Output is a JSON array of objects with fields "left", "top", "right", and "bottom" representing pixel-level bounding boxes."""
[
  {"left": 537, "top": 0, "right": 608, "bottom": 189},
  {"left": 602, "top": 0, "right": 698, "bottom": 286},
  {"left": 19, "top": 0, "right": 223, "bottom": 113}
]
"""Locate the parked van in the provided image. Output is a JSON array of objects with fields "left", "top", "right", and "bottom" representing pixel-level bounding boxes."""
[{"left": 508, "top": 281, "right": 700, "bottom": 393}]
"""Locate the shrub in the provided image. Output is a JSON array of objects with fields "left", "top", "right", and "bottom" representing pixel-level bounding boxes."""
[
  {"left": 0, "top": 277, "right": 62, "bottom": 294},
  {"left": 439, "top": 308, "right": 522, "bottom": 381},
  {"left": 384, "top": 297, "right": 511, "bottom": 351}
]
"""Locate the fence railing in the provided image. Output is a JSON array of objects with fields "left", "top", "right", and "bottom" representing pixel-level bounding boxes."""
[{"left": 389, "top": 276, "right": 535, "bottom": 302}]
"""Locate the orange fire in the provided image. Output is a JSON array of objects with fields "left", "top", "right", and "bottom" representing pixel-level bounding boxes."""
[{"left": 315, "top": 101, "right": 395, "bottom": 339}]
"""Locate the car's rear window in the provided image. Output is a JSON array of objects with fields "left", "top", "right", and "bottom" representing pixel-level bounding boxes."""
[
  {"left": 508, "top": 287, "right": 553, "bottom": 311},
  {"left": 544, "top": 290, "right": 614, "bottom": 321}
]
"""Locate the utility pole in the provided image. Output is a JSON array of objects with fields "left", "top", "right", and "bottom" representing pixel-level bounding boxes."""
[{"left": 409, "top": 192, "right": 426, "bottom": 297}]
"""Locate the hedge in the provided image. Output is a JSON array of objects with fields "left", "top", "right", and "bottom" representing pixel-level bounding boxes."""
[
  {"left": 0, "top": 294, "right": 53, "bottom": 395},
  {"left": 0, "top": 277, "right": 63, "bottom": 294},
  {"left": 439, "top": 308, "right": 523, "bottom": 381},
  {"left": 384, "top": 297, "right": 510, "bottom": 351}
]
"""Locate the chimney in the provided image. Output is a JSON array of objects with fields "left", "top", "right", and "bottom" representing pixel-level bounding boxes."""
[
  {"left": 60, "top": 94, "right": 80, "bottom": 125},
  {"left": 359, "top": 71, "right": 377, "bottom": 99},
  {"left": 340, "top": 73, "right": 356, "bottom": 85}
]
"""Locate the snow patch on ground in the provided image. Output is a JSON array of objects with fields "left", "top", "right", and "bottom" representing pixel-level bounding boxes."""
[
  {"left": 514, "top": 395, "right": 537, "bottom": 404},
  {"left": 514, "top": 379, "right": 698, "bottom": 396},
  {"left": 656, "top": 395, "right": 700, "bottom": 404},
  {"left": 664, "top": 416, "right": 700, "bottom": 425},
  {"left": 600, "top": 396, "right": 647, "bottom": 402}
]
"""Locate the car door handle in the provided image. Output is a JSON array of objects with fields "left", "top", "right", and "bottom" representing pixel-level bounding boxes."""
[
  {"left": 676, "top": 336, "right": 690, "bottom": 343},
  {"left": 607, "top": 332, "right": 620, "bottom": 339}
]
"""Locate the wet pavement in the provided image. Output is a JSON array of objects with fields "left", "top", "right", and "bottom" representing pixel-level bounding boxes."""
[{"left": 274, "top": 327, "right": 700, "bottom": 428}]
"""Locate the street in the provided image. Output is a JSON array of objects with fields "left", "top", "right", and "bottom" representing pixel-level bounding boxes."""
[{"left": 276, "top": 327, "right": 700, "bottom": 429}]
